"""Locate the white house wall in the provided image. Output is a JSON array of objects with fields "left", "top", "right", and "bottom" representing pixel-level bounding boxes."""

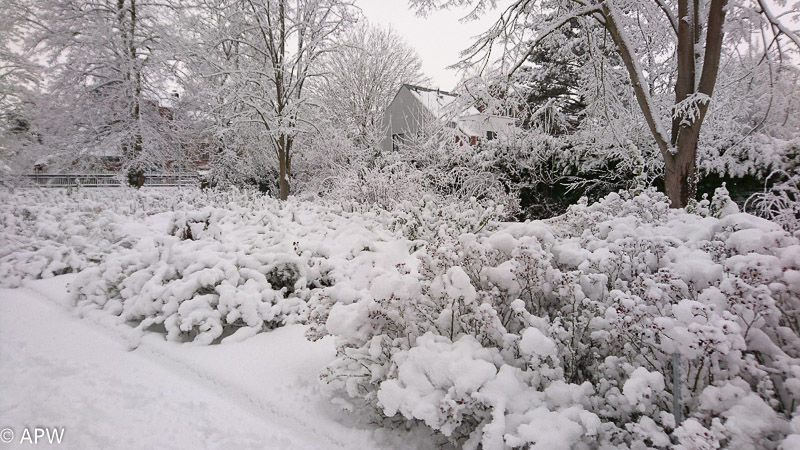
[
  {"left": 381, "top": 86, "right": 429, "bottom": 153},
  {"left": 458, "top": 114, "right": 518, "bottom": 140}
]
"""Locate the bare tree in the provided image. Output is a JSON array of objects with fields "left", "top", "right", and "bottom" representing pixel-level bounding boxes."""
[
  {"left": 189, "top": 0, "right": 357, "bottom": 200},
  {"left": 410, "top": 0, "right": 800, "bottom": 207},
  {"left": 310, "top": 22, "right": 430, "bottom": 146}
]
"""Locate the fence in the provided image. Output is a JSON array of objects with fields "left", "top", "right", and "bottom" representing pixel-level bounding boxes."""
[{"left": 26, "top": 172, "right": 200, "bottom": 188}]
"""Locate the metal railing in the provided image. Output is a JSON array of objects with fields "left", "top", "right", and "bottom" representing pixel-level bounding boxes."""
[{"left": 25, "top": 172, "right": 200, "bottom": 188}]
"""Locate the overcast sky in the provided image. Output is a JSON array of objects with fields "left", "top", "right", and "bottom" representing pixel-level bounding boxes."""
[{"left": 355, "top": 0, "right": 501, "bottom": 91}]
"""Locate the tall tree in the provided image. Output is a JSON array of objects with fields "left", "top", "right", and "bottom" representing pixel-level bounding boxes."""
[
  {"left": 5, "top": 0, "right": 184, "bottom": 185},
  {"left": 410, "top": 0, "right": 800, "bottom": 207},
  {"left": 188, "top": 0, "right": 356, "bottom": 200},
  {"left": 0, "top": 6, "right": 43, "bottom": 170}
]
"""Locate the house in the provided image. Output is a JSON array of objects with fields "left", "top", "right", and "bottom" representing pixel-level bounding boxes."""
[{"left": 380, "top": 84, "right": 517, "bottom": 152}]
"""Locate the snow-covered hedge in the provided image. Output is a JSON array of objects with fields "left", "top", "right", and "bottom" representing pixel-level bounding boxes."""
[
  {"left": 0, "top": 189, "right": 132, "bottom": 287},
  {"left": 4, "top": 187, "right": 509, "bottom": 345},
  {"left": 0, "top": 187, "right": 256, "bottom": 288},
  {"left": 72, "top": 206, "right": 332, "bottom": 344},
  {"left": 312, "top": 188, "right": 800, "bottom": 449},
  {"left": 68, "top": 193, "right": 422, "bottom": 344}
]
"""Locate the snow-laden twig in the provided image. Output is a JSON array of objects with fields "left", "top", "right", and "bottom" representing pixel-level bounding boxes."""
[{"left": 670, "top": 92, "right": 711, "bottom": 126}]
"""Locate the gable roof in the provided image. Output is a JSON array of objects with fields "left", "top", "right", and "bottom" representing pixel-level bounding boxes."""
[{"left": 402, "top": 84, "right": 481, "bottom": 120}]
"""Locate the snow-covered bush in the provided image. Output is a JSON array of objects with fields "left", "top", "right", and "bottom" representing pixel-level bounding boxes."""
[
  {"left": 0, "top": 188, "right": 138, "bottom": 287},
  {"left": 70, "top": 231, "right": 325, "bottom": 344},
  {"left": 7, "top": 185, "right": 799, "bottom": 446},
  {"left": 68, "top": 193, "right": 412, "bottom": 344},
  {"left": 685, "top": 183, "right": 741, "bottom": 219},
  {"left": 313, "top": 188, "right": 800, "bottom": 448},
  {"left": 390, "top": 195, "right": 504, "bottom": 244},
  {"left": 0, "top": 186, "right": 269, "bottom": 288},
  {"left": 746, "top": 170, "right": 800, "bottom": 235}
]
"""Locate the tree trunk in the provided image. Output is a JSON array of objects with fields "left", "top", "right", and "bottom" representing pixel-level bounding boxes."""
[
  {"left": 278, "top": 135, "right": 291, "bottom": 200},
  {"left": 665, "top": 125, "right": 701, "bottom": 207},
  {"left": 119, "top": 0, "right": 145, "bottom": 188},
  {"left": 279, "top": 157, "right": 290, "bottom": 200},
  {"left": 663, "top": 0, "right": 700, "bottom": 206},
  {"left": 664, "top": 0, "right": 728, "bottom": 208},
  {"left": 131, "top": 0, "right": 144, "bottom": 187}
]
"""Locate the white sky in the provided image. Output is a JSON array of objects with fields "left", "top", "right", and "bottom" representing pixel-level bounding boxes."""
[{"left": 354, "top": 0, "right": 502, "bottom": 91}]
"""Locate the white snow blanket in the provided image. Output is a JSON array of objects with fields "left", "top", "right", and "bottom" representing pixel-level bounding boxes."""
[{"left": 2, "top": 186, "right": 799, "bottom": 449}]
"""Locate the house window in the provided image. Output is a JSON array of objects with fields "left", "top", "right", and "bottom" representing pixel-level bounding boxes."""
[
  {"left": 392, "top": 133, "right": 405, "bottom": 151},
  {"left": 486, "top": 130, "right": 497, "bottom": 141}
]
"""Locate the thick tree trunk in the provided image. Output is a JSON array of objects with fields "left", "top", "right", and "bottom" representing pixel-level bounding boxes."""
[
  {"left": 672, "top": 0, "right": 696, "bottom": 146},
  {"left": 665, "top": 0, "right": 727, "bottom": 208},
  {"left": 663, "top": 0, "right": 700, "bottom": 206},
  {"left": 665, "top": 125, "right": 701, "bottom": 207}
]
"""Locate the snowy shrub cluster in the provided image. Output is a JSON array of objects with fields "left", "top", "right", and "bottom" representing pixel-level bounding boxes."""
[
  {"left": 68, "top": 194, "right": 414, "bottom": 344},
  {"left": 390, "top": 195, "right": 504, "bottom": 244},
  {"left": 71, "top": 221, "right": 320, "bottom": 344},
  {"left": 7, "top": 185, "right": 800, "bottom": 446},
  {"left": 0, "top": 187, "right": 263, "bottom": 288},
  {"left": 312, "top": 188, "right": 800, "bottom": 449},
  {"left": 4, "top": 186, "right": 512, "bottom": 346},
  {"left": 0, "top": 189, "right": 135, "bottom": 287}
]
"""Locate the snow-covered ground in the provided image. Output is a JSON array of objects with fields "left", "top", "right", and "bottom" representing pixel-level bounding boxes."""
[{"left": 0, "top": 276, "right": 430, "bottom": 449}]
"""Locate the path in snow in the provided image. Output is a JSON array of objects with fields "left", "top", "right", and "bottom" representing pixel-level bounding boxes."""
[{"left": 0, "top": 277, "right": 421, "bottom": 450}]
